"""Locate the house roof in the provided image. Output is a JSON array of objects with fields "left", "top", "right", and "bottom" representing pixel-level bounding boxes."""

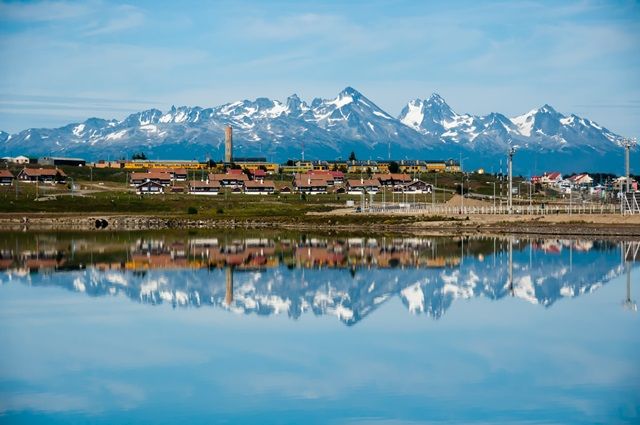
[
  {"left": 20, "top": 168, "right": 65, "bottom": 177},
  {"left": 130, "top": 171, "right": 172, "bottom": 180},
  {"left": 0, "top": 170, "right": 14, "bottom": 178},
  {"left": 294, "top": 175, "right": 328, "bottom": 187},
  {"left": 209, "top": 173, "right": 249, "bottom": 181},
  {"left": 307, "top": 170, "right": 344, "bottom": 178},
  {"left": 375, "top": 173, "right": 411, "bottom": 182},
  {"left": 406, "top": 179, "right": 429, "bottom": 187},
  {"left": 545, "top": 172, "right": 562, "bottom": 180},
  {"left": 347, "top": 179, "right": 380, "bottom": 187},
  {"left": 189, "top": 180, "right": 220, "bottom": 188},
  {"left": 136, "top": 180, "right": 165, "bottom": 188},
  {"left": 252, "top": 169, "right": 267, "bottom": 177},
  {"left": 245, "top": 180, "right": 275, "bottom": 188}
]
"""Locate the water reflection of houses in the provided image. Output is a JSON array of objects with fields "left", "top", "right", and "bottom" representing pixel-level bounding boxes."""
[
  {"left": 0, "top": 236, "right": 492, "bottom": 273},
  {"left": 0, "top": 235, "right": 616, "bottom": 277},
  {"left": 0, "top": 248, "right": 68, "bottom": 273}
]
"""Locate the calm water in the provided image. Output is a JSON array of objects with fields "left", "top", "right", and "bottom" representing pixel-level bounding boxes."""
[{"left": 0, "top": 231, "right": 638, "bottom": 424}]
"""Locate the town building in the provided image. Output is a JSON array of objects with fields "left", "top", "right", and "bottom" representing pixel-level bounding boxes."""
[
  {"left": 10, "top": 156, "right": 31, "bottom": 165},
  {"left": 40, "top": 157, "right": 86, "bottom": 167},
  {"left": 189, "top": 180, "right": 221, "bottom": 195},
  {"left": 244, "top": 180, "right": 276, "bottom": 195},
  {"left": 375, "top": 173, "right": 412, "bottom": 187},
  {"left": 614, "top": 176, "right": 638, "bottom": 192},
  {"left": 122, "top": 160, "right": 206, "bottom": 170},
  {"left": 135, "top": 180, "right": 165, "bottom": 195},
  {"left": 397, "top": 160, "right": 426, "bottom": 173},
  {"left": 539, "top": 172, "right": 563, "bottom": 186},
  {"left": 208, "top": 171, "right": 248, "bottom": 189},
  {"left": 347, "top": 160, "right": 387, "bottom": 174},
  {"left": 293, "top": 175, "right": 329, "bottom": 194},
  {"left": 280, "top": 161, "right": 314, "bottom": 174},
  {"left": 149, "top": 168, "right": 188, "bottom": 181},
  {"left": 568, "top": 173, "right": 593, "bottom": 188},
  {"left": 17, "top": 168, "right": 67, "bottom": 184},
  {"left": 129, "top": 171, "right": 172, "bottom": 186},
  {"left": 346, "top": 178, "right": 381, "bottom": 195},
  {"left": 304, "top": 170, "right": 345, "bottom": 186},
  {"left": 234, "top": 158, "right": 279, "bottom": 174},
  {"left": 0, "top": 169, "right": 14, "bottom": 185},
  {"left": 250, "top": 169, "right": 267, "bottom": 183},
  {"left": 399, "top": 180, "right": 432, "bottom": 194}
]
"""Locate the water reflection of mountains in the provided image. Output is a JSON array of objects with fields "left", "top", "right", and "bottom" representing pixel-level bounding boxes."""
[{"left": 0, "top": 235, "right": 633, "bottom": 325}]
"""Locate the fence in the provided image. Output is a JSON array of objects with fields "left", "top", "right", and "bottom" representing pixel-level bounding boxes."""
[
  {"left": 622, "top": 192, "right": 640, "bottom": 215},
  {"left": 365, "top": 202, "right": 620, "bottom": 215}
]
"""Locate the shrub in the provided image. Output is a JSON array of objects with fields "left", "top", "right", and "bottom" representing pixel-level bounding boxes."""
[{"left": 187, "top": 206, "right": 198, "bottom": 215}]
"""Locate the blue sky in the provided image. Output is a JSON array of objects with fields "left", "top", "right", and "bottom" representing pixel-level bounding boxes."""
[{"left": 0, "top": 0, "right": 639, "bottom": 137}]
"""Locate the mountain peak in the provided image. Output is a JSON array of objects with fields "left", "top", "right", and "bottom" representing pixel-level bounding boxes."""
[
  {"left": 339, "top": 86, "right": 362, "bottom": 98},
  {"left": 428, "top": 93, "right": 446, "bottom": 104},
  {"left": 538, "top": 104, "right": 558, "bottom": 114}
]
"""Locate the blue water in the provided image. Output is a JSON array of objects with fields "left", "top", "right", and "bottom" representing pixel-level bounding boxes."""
[{"left": 0, "top": 233, "right": 638, "bottom": 424}]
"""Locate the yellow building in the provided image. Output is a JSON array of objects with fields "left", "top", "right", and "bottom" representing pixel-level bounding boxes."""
[
  {"left": 122, "top": 160, "right": 207, "bottom": 170},
  {"left": 235, "top": 160, "right": 279, "bottom": 173},
  {"left": 425, "top": 162, "right": 446, "bottom": 173},
  {"left": 280, "top": 161, "right": 313, "bottom": 174},
  {"left": 347, "top": 161, "right": 387, "bottom": 174}
]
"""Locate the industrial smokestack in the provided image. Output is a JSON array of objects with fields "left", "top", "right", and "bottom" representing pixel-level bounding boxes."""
[{"left": 225, "top": 126, "right": 233, "bottom": 163}]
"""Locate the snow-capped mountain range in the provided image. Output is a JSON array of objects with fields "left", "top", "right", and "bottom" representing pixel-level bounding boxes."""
[{"left": 0, "top": 87, "right": 629, "bottom": 172}]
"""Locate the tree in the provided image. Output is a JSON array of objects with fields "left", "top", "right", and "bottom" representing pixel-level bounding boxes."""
[
  {"left": 132, "top": 152, "right": 147, "bottom": 160},
  {"left": 349, "top": 151, "right": 357, "bottom": 162},
  {"left": 286, "top": 159, "right": 295, "bottom": 166},
  {"left": 388, "top": 161, "right": 400, "bottom": 173}
]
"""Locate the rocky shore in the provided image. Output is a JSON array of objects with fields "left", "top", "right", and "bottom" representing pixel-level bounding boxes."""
[{"left": 2, "top": 213, "right": 640, "bottom": 237}]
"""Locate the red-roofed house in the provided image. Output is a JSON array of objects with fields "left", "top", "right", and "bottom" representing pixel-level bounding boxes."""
[
  {"left": 189, "top": 180, "right": 221, "bottom": 195},
  {"left": 568, "top": 173, "right": 593, "bottom": 188},
  {"left": 244, "top": 180, "right": 276, "bottom": 195},
  {"left": 208, "top": 172, "right": 248, "bottom": 188},
  {"left": 540, "top": 172, "right": 562, "bottom": 186},
  {"left": 129, "top": 171, "right": 172, "bottom": 186},
  {"left": 0, "top": 169, "right": 14, "bottom": 185},
  {"left": 17, "top": 168, "right": 67, "bottom": 184},
  {"left": 293, "top": 175, "right": 328, "bottom": 194},
  {"left": 375, "top": 173, "right": 412, "bottom": 187},
  {"left": 346, "top": 178, "right": 380, "bottom": 194}
]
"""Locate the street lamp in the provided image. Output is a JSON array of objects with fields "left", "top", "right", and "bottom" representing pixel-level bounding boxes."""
[
  {"left": 486, "top": 181, "right": 496, "bottom": 209},
  {"left": 508, "top": 146, "right": 515, "bottom": 213}
]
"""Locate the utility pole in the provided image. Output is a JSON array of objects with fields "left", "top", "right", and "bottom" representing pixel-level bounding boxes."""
[
  {"left": 508, "top": 146, "right": 515, "bottom": 213},
  {"left": 624, "top": 138, "right": 632, "bottom": 193},
  {"left": 460, "top": 154, "right": 464, "bottom": 212},
  {"left": 623, "top": 139, "right": 636, "bottom": 192}
]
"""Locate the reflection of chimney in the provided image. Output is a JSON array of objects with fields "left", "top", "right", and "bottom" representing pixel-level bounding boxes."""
[
  {"left": 224, "top": 126, "right": 233, "bottom": 163},
  {"left": 225, "top": 266, "right": 233, "bottom": 306}
]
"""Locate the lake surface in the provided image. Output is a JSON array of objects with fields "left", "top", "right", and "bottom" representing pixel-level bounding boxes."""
[{"left": 0, "top": 231, "right": 638, "bottom": 424}]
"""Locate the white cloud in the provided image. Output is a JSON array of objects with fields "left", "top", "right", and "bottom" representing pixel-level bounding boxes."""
[
  {"left": 82, "top": 4, "right": 146, "bottom": 36},
  {"left": 0, "top": 0, "right": 90, "bottom": 22}
]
